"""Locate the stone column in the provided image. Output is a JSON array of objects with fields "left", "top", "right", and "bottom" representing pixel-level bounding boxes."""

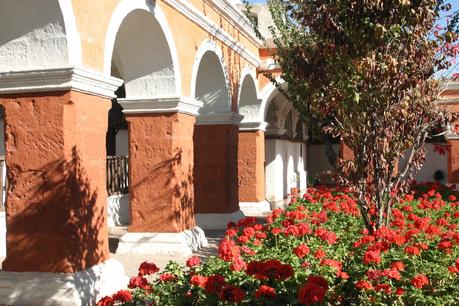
[
  {"left": 447, "top": 137, "right": 459, "bottom": 184},
  {"left": 238, "top": 122, "right": 271, "bottom": 216},
  {"left": 340, "top": 141, "right": 354, "bottom": 160},
  {"left": 0, "top": 68, "right": 128, "bottom": 305},
  {"left": 265, "top": 128, "right": 288, "bottom": 204},
  {"left": 116, "top": 98, "right": 207, "bottom": 255},
  {"left": 193, "top": 113, "right": 244, "bottom": 229}
]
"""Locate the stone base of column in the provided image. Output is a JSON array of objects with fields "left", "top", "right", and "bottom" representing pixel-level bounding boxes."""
[
  {"left": 0, "top": 259, "right": 128, "bottom": 306},
  {"left": 195, "top": 210, "right": 245, "bottom": 230},
  {"left": 239, "top": 200, "right": 272, "bottom": 217},
  {"left": 116, "top": 227, "right": 208, "bottom": 256}
]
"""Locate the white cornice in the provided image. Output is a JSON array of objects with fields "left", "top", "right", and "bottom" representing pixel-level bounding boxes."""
[
  {"left": 437, "top": 97, "right": 459, "bottom": 104},
  {"left": 195, "top": 112, "right": 244, "bottom": 125},
  {"left": 239, "top": 121, "right": 268, "bottom": 131},
  {"left": 206, "top": 0, "right": 262, "bottom": 47},
  {"left": 119, "top": 97, "right": 203, "bottom": 116},
  {"left": 266, "top": 127, "right": 287, "bottom": 136},
  {"left": 0, "top": 67, "right": 122, "bottom": 99},
  {"left": 162, "top": 0, "right": 261, "bottom": 66},
  {"left": 440, "top": 81, "right": 459, "bottom": 91}
]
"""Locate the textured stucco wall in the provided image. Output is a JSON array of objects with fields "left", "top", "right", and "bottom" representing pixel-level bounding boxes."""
[
  {"left": 238, "top": 130, "right": 265, "bottom": 202},
  {"left": 0, "top": 91, "right": 110, "bottom": 273},
  {"left": 194, "top": 124, "right": 239, "bottom": 214},
  {"left": 126, "top": 113, "right": 196, "bottom": 233}
]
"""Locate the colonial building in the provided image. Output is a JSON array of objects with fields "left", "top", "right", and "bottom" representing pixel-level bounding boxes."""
[{"left": 0, "top": 0, "right": 457, "bottom": 304}]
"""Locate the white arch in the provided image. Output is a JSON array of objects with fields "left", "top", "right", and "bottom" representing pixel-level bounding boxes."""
[
  {"left": 237, "top": 65, "right": 259, "bottom": 105},
  {"left": 0, "top": 0, "right": 82, "bottom": 71},
  {"left": 58, "top": 0, "right": 82, "bottom": 67},
  {"left": 190, "top": 39, "right": 231, "bottom": 113},
  {"left": 237, "top": 66, "right": 261, "bottom": 122},
  {"left": 103, "top": 0, "right": 181, "bottom": 95},
  {"left": 259, "top": 77, "right": 286, "bottom": 122}
]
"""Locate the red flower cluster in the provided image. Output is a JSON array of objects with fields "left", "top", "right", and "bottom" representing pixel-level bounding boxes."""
[
  {"left": 298, "top": 275, "right": 328, "bottom": 305},
  {"left": 246, "top": 259, "right": 294, "bottom": 280},
  {"left": 97, "top": 290, "right": 132, "bottom": 306},
  {"left": 138, "top": 261, "right": 159, "bottom": 276},
  {"left": 186, "top": 256, "right": 201, "bottom": 267}
]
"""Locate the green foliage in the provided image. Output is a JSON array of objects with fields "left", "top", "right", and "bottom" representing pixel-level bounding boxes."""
[
  {"left": 99, "top": 185, "right": 459, "bottom": 305},
  {"left": 251, "top": 0, "right": 459, "bottom": 232}
]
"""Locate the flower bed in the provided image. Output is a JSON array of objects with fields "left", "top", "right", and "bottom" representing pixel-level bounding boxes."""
[{"left": 99, "top": 185, "right": 459, "bottom": 305}]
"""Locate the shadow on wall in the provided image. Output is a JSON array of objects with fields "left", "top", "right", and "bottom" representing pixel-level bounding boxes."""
[
  {"left": 3, "top": 147, "right": 108, "bottom": 275},
  {"left": 127, "top": 145, "right": 194, "bottom": 232}
]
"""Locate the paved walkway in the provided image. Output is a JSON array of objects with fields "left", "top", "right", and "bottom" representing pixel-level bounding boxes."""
[{"left": 109, "top": 227, "right": 225, "bottom": 277}]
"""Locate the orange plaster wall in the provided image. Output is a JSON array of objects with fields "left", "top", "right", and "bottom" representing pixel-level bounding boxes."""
[
  {"left": 194, "top": 124, "right": 239, "bottom": 214},
  {"left": 71, "top": 0, "right": 258, "bottom": 109},
  {"left": 238, "top": 131, "right": 265, "bottom": 202},
  {"left": 0, "top": 91, "right": 110, "bottom": 273},
  {"left": 448, "top": 140, "right": 459, "bottom": 183},
  {"left": 126, "top": 113, "right": 196, "bottom": 233},
  {"left": 71, "top": 0, "right": 120, "bottom": 71}
]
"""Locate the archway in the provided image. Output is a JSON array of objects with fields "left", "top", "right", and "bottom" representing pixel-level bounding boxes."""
[
  {"left": 263, "top": 87, "right": 308, "bottom": 206},
  {"left": 104, "top": 1, "right": 206, "bottom": 254},
  {"left": 236, "top": 69, "right": 271, "bottom": 216},
  {"left": 192, "top": 41, "right": 243, "bottom": 229}
]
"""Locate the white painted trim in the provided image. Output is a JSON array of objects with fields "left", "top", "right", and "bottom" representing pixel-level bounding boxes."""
[
  {"left": 239, "top": 121, "right": 268, "bottom": 131},
  {"left": 0, "top": 67, "right": 123, "bottom": 98},
  {"left": 116, "top": 227, "right": 208, "bottom": 256},
  {"left": 195, "top": 210, "right": 245, "bottom": 230},
  {"left": 206, "top": 0, "right": 262, "bottom": 47},
  {"left": 103, "top": 0, "right": 182, "bottom": 96},
  {"left": 190, "top": 39, "right": 232, "bottom": 112},
  {"left": 440, "top": 81, "right": 459, "bottom": 90},
  {"left": 266, "top": 127, "right": 287, "bottom": 136},
  {"left": 239, "top": 200, "right": 272, "bottom": 216},
  {"left": 195, "top": 112, "right": 243, "bottom": 126},
  {"left": 0, "top": 211, "right": 5, "bottom": 257},
  {"left": 58, "top": 0, "right": 82, "bottom": 67},
  {"left": 437, "top": 97, "right": 459, "bottom": 104},
  {"left": 0, "top": 259, "right": 128, "bottom": 306},
  {"left": 162, "top": 0, "right": 260, "bottom": 67},
  {"left": 119, "top": 96, "right": 203, "bottom": 116}
]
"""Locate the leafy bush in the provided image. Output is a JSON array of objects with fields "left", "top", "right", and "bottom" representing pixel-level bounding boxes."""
[{"left": 99, "top": 185, "right": 459, "bottom": 305}]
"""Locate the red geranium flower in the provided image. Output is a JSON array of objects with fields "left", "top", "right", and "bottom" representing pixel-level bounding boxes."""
[
  {"left": 204, "top": 274, "right": 226, "bottom": 294},
  {"left": 294, "top": 243, "right": 310, "bottom": 259},
  {"left": 411, "top": 274, "right": 429, "bottom": 289},
  {"left": 230, "top": 257, "right": 247, "bottom": 272},
  {"left": 363, "top": 249, "right": 381, "bottom": 265},
  {"left": 128, "top": 276, "right": 150, "bottom": 290},
  {"left": 97, "top": 296, "right": 114, "bottom": 306},
  {"left": 186, "top": 256, "right": 201, "bottom": 267},
  {"left": 190, "top": 275, "right": 208, "bottom": 288},
  {"left": 218, "top": 239, "right": 240, "bottom": 261},
  {"left": 218, "top": 284, "right": 245, "bottom": 303},
  {"left": 390, "top": 261, "right": 405, "bottom": 271},
  {"left": 112, "top": 290, "right": 132, "bottom": 303},
  {"left": 254, "top": 285, "right": 276, "bottom": 299},
  {"left": 355, "top": 280, "right": 373, "bottom": 290},
  {"left": 138, "top": 261, "right": 159, "bottom": 276},
  {"left": 298, "top": 281, "right": 327, "bottom": 305}
]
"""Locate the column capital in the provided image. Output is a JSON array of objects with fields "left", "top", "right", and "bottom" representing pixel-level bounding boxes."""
[
  {"left": 239, "top": 121, "right": 268, "bottom": 132},
  {"left": 445, "top": 123, "right": 459, "bottom": 140},
  {"left": 266, "top": 127, "right": 287, "bottom": 136},
  {"left": 195, "top": 112, "right": 243, "bottom": 126},
  {"left": 120, "top": 97, "right": 203, "bottom": 116},
  {"left": 0, "top": 67, "right": 122, "bottom": 99}
]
